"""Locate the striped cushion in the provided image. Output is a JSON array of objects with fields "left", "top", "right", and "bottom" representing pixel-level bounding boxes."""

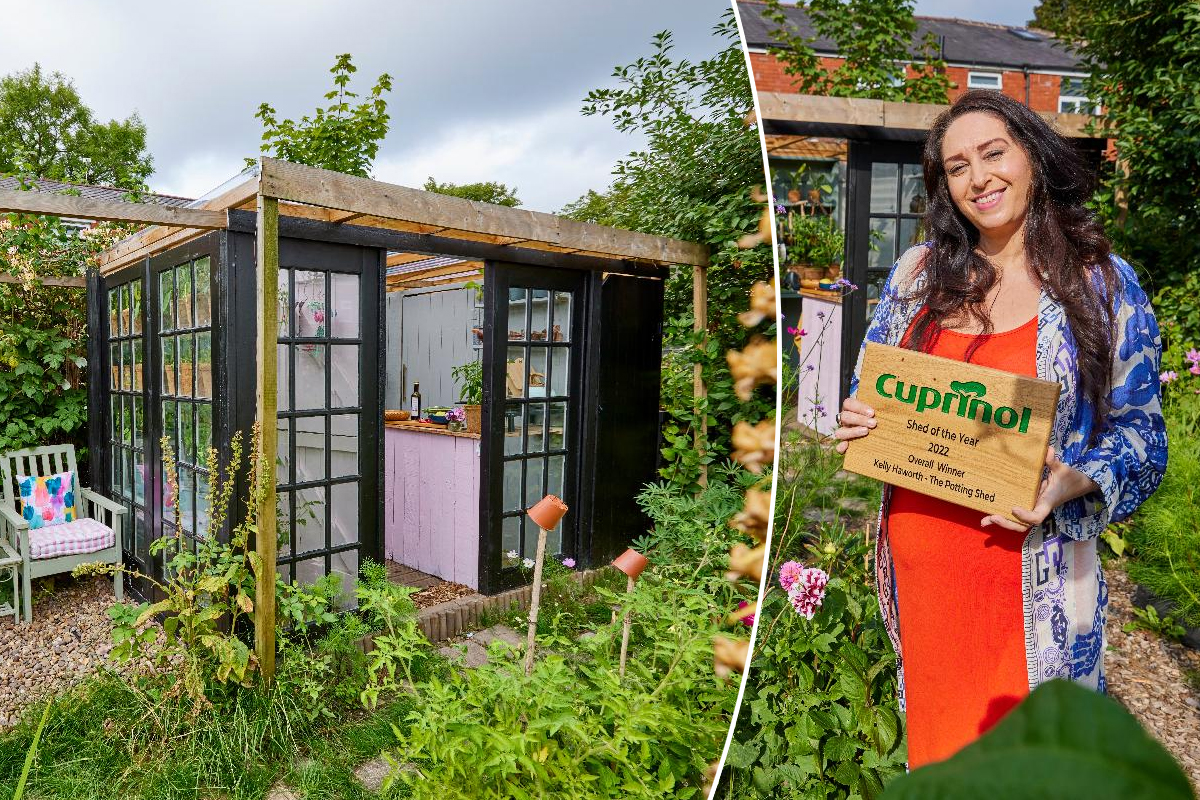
[{"left": 28, "top": 517, "right": 115, "bottom": 560}]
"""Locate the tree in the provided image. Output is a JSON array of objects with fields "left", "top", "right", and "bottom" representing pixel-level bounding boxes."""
[
  {"left": 561, "top": 11, "right": 773, "bottom": 491},
  {"left": 250, "top": 54, "right": 393, "bottom": 178},
  {"left": 761, "top": 0, "right": 951, "bottom": 105},
  {"left": 0, "top": 64, "right": 152, "bottom": 189},
  {"left": 422, "top": 177, "right": 520, "bottom": 207},
  {"left": 1027, "top": 0, "right": 1085, "bottom": 34},
  {"left": 1051, "top": 0, "right": 1200, "bottom": 349}
]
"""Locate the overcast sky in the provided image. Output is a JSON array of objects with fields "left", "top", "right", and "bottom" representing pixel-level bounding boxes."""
[{"left": 0, "top": 1, "right": 1036, "bottom": 212}]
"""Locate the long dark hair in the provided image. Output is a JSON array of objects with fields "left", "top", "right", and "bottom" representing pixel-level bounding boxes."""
[{"left": 909, "top": 89, "right": 1117, "bottom": 431}]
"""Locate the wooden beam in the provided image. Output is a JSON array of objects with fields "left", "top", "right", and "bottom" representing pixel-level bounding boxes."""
[
  {"left": 0, "top": 273, "right": 86, "bottom": 288},
  {"left": 389, "top": 260, "right": 484, "bottom": 281},
  {"left": 0, "top": 188, "right": 227, "bottom": 229},
  {"left": 259, "top": 158, "right": 709, "bottom": 267},
  {"left": 693, "top": 263, "right": 708, "bottom": 488},
  {"left": 254, "top": 194, "right": 279, "bottom": 683},
  {"left": 389, "top": 272, "right": 482, "bottom": 290}
]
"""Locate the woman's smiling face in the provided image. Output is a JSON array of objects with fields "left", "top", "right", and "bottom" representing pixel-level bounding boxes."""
[{"left": 941, "top": 111, "right": 1033, "bottom": 241}]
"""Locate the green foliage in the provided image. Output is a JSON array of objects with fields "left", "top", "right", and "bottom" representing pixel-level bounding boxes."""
[
  {"left": 561, "top": 11, "right": 773, "bottom": 491},
  {"left": 882, "top": 680, "right": 1193, "bottom": 799},
  {"left": 423, "top": 176, "right": 521, "bottom": 207},
  {"left": 762, "top": 0, "right": 951, "bottom": 105},
  {"left": 722, "top": 430, "right": 901, "bottom": 799},
  {"left": 1124, "top": 382, "right": 1200, "bottom": 628},
  {"left": 1047, "top": 0, "right": 1200, "bottom": 344},
  {"left": 250, "top": 54, "right": 393, "bottom": 178},
  {"left": 1123, "top": 604, "right": 1187, "bottom": 642},
  {"left": 0, "top": 63, "right": 152, "bottom": 189},
  {"left": 782, "top": 209, "right": 844, "bottom": 267},
  {"left": 451, "top": 358, "right": 484, "bottom": 404}
]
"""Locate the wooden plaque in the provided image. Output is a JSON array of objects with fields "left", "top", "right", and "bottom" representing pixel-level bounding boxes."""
[{"left": 843, "top": 343, "right": 1061, "bottom": 522}]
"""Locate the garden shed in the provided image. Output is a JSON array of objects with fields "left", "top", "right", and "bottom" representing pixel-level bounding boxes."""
[{"left": 0, "top": 158, "right": 708, "bottom": 606}]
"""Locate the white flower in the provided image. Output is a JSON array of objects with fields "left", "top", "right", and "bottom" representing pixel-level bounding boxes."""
[
  {"left": 505, "top": 550, "right": 518, "bottom": 560},
  {"left": 522, "top": 558, "right": 535, "bottom": 569}
]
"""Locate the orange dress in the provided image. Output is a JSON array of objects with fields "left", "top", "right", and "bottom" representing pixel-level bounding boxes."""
[{"left": 887, "top": 314, "right": 1038, "bottom": 768}]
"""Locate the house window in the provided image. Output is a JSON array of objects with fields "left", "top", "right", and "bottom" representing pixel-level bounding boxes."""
[
  {"left": 967, "top": 71, "right": 1003, "bottom": 90},
  {"left": 1059, "top": 77, "right": 1098, "bottom": 114}
]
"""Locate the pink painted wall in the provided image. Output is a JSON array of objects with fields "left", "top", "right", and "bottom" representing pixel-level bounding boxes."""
[
  {"left": 383, "top": 428, "right": 480, "bottom": 588},
  {"left": 796, "top": 294, "right": 843, "bottom": 436}
]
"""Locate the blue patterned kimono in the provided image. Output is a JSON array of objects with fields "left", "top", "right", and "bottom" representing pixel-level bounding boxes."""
[{"left": 850, "top": 244, "right": 1167, "bottom": 709}]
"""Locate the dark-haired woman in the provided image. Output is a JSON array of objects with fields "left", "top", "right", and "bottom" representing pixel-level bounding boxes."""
[{"left": 834, "top": 90, "right": 1166, "bottom": 768}]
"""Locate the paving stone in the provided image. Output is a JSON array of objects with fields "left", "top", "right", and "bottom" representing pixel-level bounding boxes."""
[
  {"left": 264, "top": 783, "right": 300, "bottom": 800},
  {"left": 474, "top": 625, "right": 522, "bottom": 650},
  {"left": 353, "top": 755, "right": 392, "bottom": 794},
  {"left": 438, "top": 640, "right": 490, "bottom": 669},
  {"left": 837, "top": 496, "right": 870, "bottom": 514}
]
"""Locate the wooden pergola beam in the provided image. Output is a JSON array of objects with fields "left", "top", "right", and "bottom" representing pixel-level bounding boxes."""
[
  {"left": 388, "top": 272, "right": 482, "bottom": 291},
  {"left": 0, "top": 273, "right": 86, "bottom": 288},
  {"left": 258, "top": 158, "right": 709, "bottom": 267},
  {"left": 254, "top": 193, "right": 279, "bottom": 683},
  {"left": 389, "top": 260, "right": 484, "bottom": 281},
  {"left": 0, "top": 187, "right": 226, "bottom": 228}
]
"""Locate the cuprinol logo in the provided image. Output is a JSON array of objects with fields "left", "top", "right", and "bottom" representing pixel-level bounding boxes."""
[{"left": 876, "top": 374, "right": 1033, "bottom": 432}]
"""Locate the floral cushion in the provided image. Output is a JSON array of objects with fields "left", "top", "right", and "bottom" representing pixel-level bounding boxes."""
[
  {"left": 17, "top": 471, "right": 76, "bottom": 529},
  {"left": 28, "top": 517, "right": 114, "bottom": 560}
]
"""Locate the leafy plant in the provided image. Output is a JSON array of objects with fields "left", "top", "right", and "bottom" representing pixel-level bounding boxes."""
[
  {"left": 423, "top": 177, "right": 521, "bottom": 207},
  {"left": 451, "top": 359, "right": 483, "bottom": 405},
  {"left": 249, "top": 53, "right": 393, "bottom": 178},
  {"left": 882, "top": 680, "right": 1193, "bottom": 799},
  {"left": 783, "top": 210, "right": 844, "bottom": 267},
  {"left": 1123, "top": 604, "right": 1187, "bottom": 642},
  {"left": 761, "top": 0, "right": 952, "bottom": 105}
]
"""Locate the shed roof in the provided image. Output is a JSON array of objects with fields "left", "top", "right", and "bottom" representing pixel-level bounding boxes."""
[
  {"left": 0, "top": 176, "right": 193, "bottom": 208},
  {"left": 737, "top": 0, "right": 1084, "bottom": 72}
]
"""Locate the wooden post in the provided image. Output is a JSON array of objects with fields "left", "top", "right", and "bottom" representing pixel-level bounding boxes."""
[
  {"left": 693, "top": 263, "right": 708, "bottom": 488},
  {"left": 254, "top": 192, "right": 279, "bottom": 682},
  {"left": 618, "top": 574, "right": 635, "bottom": 677},
  {"left": 523, "top": 525, "right": 550, "bottom": 676}
]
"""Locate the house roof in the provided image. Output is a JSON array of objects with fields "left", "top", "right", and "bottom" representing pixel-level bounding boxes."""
[
  {"left": 0, "top": 176, "right": 194, "bottom": 209},
  {"left": 737, "top": 1, "right": 1084, "bottom": 72}
]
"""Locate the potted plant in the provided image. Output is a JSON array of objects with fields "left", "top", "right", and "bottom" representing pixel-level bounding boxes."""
[
  {"left": 452, "top": 359, "right": 483, "bottom": 434},
  {"left": 784, "top": 211, "right": 843, "bottom": 288}
]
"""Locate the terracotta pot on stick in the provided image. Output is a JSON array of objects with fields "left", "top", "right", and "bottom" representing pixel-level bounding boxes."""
[
  {"left": 523, "top": 495, "right": 568, "bottom": 676},
  {"left": 613, "top": 547, "right": 649, "bottom": 677}
]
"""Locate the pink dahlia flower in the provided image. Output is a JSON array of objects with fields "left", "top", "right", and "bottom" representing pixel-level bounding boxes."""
[
  {"left": 779, "top": 560, "right": 803, "bottom": 592},
  {"left": 788, "top": 566, "right": 829, "bottom": 620},
  {"left": 737, "top": 600, "right": 755, "bottom": 627}
]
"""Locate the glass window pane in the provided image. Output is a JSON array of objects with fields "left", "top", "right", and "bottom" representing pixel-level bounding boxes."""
[
  {"left": 296, "top": 344, "right": 327, "bottom": 410},
  {"left": 133, "top": 450, "right": 146, "bottom": 507},
  {"left": 178, "top": 332, "right": 194, "bottom": 398},
  {"left": 196, "top": 403, "right": 212, "bottom": 463},
  {"left": 503, "top": 404, "right": 524, "bottom": 455},
  {"left": 111, "top": 448, "right": 122, "bottom": 495},
  {"left": 330, "top": 482, "right": 357, "bottom": 548},
  {"left": 196, "top": 471, "right": 211, "bottom": 539},
  {"left": 110, "top": 395, "right": 119, "bottom": 442},
  {"left": 162, "top": 400, "right": 178, "bottom": 461},
  {"left": 277, "top": 490, "right": 293, "bottom": 556},
  {"left": 110, "top": 342, "right": 120, "bottom": 391},
  {"left": 160, "top": 269, "right": 174, "bottom": 331},
  {"left": 294, "top": 271, "right": 326, "bottom": 338},
  {"left": 195, "top": 331, "right": 212, "bottom": 399},
  {"left": 133, "top": 517, "right": 144, "bottom": 560},
  {"left": 176, "top": 263, "right": 193, "bottom": 329},
  {"left": 119, "top": 283, "right": 130, "bottom": 336},
  {"left": 330, "top": 414, "right": 358, "bottom": 479},
  {"left": 899, "top": 217, "right": 923, "bottom": 256},
  {"left": 524, "top": 458, "right": 544, "bottom": 508},
  {"left": 194, "top": 257, "right": 211, "bottom": 327},
  {"left": 132, "top": 396, "right": 144, "bottom": 452},
  {"left": 161, "top": 335, "right": 176, "bottom": 397},
  {"left": 121, "top": 397, "right": 132, "bottom": 445},
  {"left": 869, "top": 218, "right": 897, "bottom": 270},
  {"left": 870, "top": 163, "right": 898, "bottom": 214},
  {"left": 108, "top": 288, "right": 119, "bottom": 336},
  {"left": 295, "top": 555, "right": 326, "bottom": 587},
  {"left": 277, "top": 418, "right": 291, "bottom": 487},
  {"left": 506, "top": 347, "right": 526, "bottom": 399},
  {"left": 331, "top": 549, "right": 359, "bottom": 609},
  {"left": 527, "top": 403, "right": 547, "bottom": 453},
  {"left": 277, "top": 268, "right": 291, "bottom": 338},
  {"left": 552, "top": 292, "right": 571, "bottom": 342},
  {"left": 550, "top": 348, "right": 568, "bottom": 397},
  {"left": 547, "top": 454, "right": 565, "bottom": 499},
  {"left": 330, "top": 345, "right": 359, "bottom": 408},
  {"left": 507, "top": 288, "right": 528, "bottom": 341},
  {"left": 181, "top": 402, "right": 197, "bottom": 466},
  {"left": 901, "top": 164, "right": 926, "bottom": 215},
  {"left": 132, "top": 340, "right": 143, "bottom": 392},
  {"left": 162, "top": 462, "right": 176, "bottom": 525},
  {"left": 503, "top": 459, "right": 522, "bottom": 513},
  {"left": 529, "top": 289, "right": 549, "bottom": 341},
  {"left": 548, "top": 403, "right": 566, "bottom": 451},
  {"left": 277, "top": 343, "right": 291, "bottom": 413},
  {"left": 122, "top": 340, "right": 132, "bottom": 391},
  {"left": 179, "top": 469, "right": 195, "bottom": 534},
  {"left": 295, "top": 416, "right": 326, "bottom": 482},
  {"left": 502, "top": 516, "right": 521, "bottom": 560},
  {"left": 330, "top": 273, "right": 359, "bottom": 338},
  {"left": 528, "top": 348, "right": 547, "bottom": 398},
  {"left": 296, "top": 486, "right": 327, "bottom": 554},
  {"left": 523, "top": 517, "right": 539, "bottom": 563},
  {"left": 120, "top": 448, "right": 132, "bottom": 501},
  {"left": 130, "top": 280, "right": 143, "bottom": 336}
]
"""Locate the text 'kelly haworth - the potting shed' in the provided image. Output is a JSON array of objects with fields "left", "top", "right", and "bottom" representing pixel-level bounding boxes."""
[{"left": 21, "top": 158, "right": 709, "bottom": 610}]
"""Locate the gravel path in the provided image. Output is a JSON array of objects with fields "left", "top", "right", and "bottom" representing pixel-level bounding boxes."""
[
  {"left": 0, "top": 575, "right": 128, "bottom": 729},
  {"left": 1105, "top": 562, "right": 1200, "bottom": 789}
]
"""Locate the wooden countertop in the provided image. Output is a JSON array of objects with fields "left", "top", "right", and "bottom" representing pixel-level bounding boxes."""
[
  {"left": 798, "top": 288, "right": 843, "bottom": 303},
  {"left": 384, "top": 419, "right": 481, "bottom": 439}
]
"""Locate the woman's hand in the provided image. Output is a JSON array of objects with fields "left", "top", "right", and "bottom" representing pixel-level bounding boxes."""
[
  {"left": 981, "top": 447, "right": 1102, "bottom": 531},
  {"left": 833, "top": 396, "right": 877, "bottom": 454}
]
